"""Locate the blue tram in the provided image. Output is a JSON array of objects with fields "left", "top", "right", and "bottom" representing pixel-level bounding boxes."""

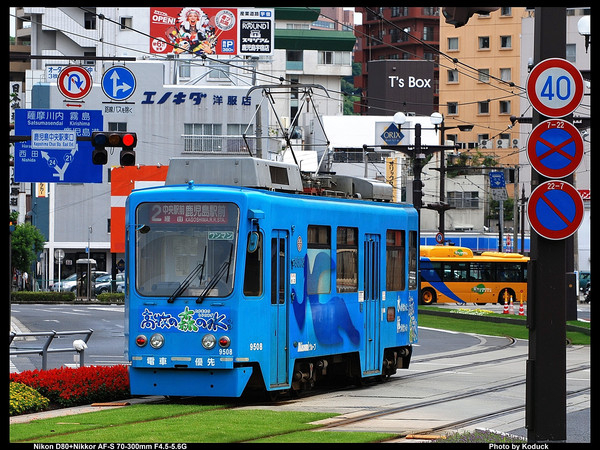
[{"left": 125, "top": 157, "right": 418, "bottom": 397}]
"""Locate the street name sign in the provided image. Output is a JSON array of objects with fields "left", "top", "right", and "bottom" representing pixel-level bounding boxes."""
[
  {"left": 14, "top": 109, "right": 103, "bottom": 183},
  {"left": 526, "top": 58, "right": 584, "bottom": 118},
  {"left": 527, "top": 180, "right": 584, "bottom": 240},
  {"left": 527, "top": 119, "right": 583, "bottom": 179}
]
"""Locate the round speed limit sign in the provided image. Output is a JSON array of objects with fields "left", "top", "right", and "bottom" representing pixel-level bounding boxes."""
[{"left": 526, "top": 58, "right": 584, "bottom": 118}]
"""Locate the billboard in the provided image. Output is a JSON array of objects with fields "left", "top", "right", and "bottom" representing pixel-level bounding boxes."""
[
  {"left": 367, "top": 60, "right": 435, "bottom": 116},
  {"left": 149, "top": 7, "right": 273, "bottom": 56}
]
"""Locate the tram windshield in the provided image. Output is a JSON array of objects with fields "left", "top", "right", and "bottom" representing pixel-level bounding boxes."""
[{"left": 135, "top": 202, "right": 240, "bottom": 299}]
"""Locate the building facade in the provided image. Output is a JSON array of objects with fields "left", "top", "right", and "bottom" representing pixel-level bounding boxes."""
[{"left": 10, "top": 7, "right": 355, "bottom": 287}]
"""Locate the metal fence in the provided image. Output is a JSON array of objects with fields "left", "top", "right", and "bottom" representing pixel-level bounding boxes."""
[{"left": 9, "top": 329, "right": 93, "bottom": 370}]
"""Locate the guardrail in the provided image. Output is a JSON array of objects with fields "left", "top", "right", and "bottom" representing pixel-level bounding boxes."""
[{"left": 9, "top": 329, "right": 94, "bottom": 370}]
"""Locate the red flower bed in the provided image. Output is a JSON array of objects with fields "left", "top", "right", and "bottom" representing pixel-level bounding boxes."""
[{"left": 10, "top": 365, "right": 130, "bottom": 408}]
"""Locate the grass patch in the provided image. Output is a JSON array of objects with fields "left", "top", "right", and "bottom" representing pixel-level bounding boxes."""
[
  {"left": 10, "top": 403, "right": 394, "bottom": 443},
  {"left": 419, "top": 306, "right": 590, "bottom": 345}
]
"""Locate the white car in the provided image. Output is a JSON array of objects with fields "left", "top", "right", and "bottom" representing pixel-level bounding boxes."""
[{"left": 51, "top": 271, "right": 108, "bottom": 292}]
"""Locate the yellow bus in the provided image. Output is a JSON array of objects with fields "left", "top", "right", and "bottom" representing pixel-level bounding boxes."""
[{"left": 419, "top": 245, "right": 529, "bottom": 305}]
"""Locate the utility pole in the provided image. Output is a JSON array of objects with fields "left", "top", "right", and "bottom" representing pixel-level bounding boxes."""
[{"left": 526, "top": 7, "right": 568, "bottom": 442}]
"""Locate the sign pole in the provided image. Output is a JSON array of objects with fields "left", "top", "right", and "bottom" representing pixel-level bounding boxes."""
[{"left": 526, "top": 7, "right": 568, "bottom": 442}]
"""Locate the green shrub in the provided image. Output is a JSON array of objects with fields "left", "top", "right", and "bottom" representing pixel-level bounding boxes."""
[
  {"left": 97, "top": 292, "right": 124, "bottom": 303},
  {"left": 11, "top": 291, "right": 75, "bottom": 303},
  {"left": 9, "top": 382, "right": 50, "bottom": 416}
]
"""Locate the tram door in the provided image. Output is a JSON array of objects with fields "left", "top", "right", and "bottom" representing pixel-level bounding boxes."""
[
  {"left": 270, "top": 230, "right": 289, "bottom": 386},
  {"left": 364, "top": 234, "right": 381, "bottom": 374}
]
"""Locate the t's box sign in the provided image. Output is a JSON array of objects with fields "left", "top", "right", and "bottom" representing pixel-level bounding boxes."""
[{"left": 367, "top": 60, "right": 434, "bottom": 116}]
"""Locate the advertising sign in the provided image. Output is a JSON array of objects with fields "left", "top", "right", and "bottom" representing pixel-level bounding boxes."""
[
  {"left": 149, "top": 7, "right": 273, "bottom": 56},
  {"left": 367, "top": 60, "right": 434, "bottom": 116}
]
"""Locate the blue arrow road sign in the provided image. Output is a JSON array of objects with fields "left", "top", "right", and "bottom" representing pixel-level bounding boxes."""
[
  {"left": 489, "top": 171, "right": 506, "bottom": 188},
  {"left": 14, "top": 109, "right": 103, "bottom": 183},
  {"left": 102, "top": 66, "right": 136, "bottom": 101}
]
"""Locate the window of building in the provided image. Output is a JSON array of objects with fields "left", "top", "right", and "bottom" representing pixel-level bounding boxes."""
[
  {"left": 179, "top": 61, "right": 191, "bottom": 79},
  {"left": 500, "top": 68, "right": 512, "bottom": 82},
  {"left": 478, "top": 68, "right": 490, "bottom": 83},
  {"left": 423, "top": 26, "right": 434, "bottom": 41},
  {"left": 499, "top": 100, "right": 511, "bottom": 114},
  {"left": 84, "top": 12, "right": 96, "bottom": 30},
  {"left": 447, "top": 37, "right": 459, "bottom": 51},
  {"left": 447, "top": 102, "right": 458, "bottom": 115},
  {"left": 120, "top": 17, "right": 132, "bottom": 30},
  {"left": 447, "top": 69, "right": 459, "bottom": 83},
  {"left": 183, "top": 123, "right": 222, "bottom": 152},
  {"left": 478, "top": 36, "right": 490, "bottom": 50},
  {"left": 448, "top": 191, "right": 479, "bottom": 208},
  {"left": 208, "top": 62, "right": 230, "bottom": 80},
  {"left": 500, "top": 35, "right": 512, "bottom": 49},
  {"left": 478, "top": 100, "right": 490, "bottom": 115},
  {"left": 286, "top": 50, "right": 303, "bottom": 71}
]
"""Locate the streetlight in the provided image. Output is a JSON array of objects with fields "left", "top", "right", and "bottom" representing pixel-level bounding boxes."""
[
  {"left": 385, "top": 112, "right": 460, "bottom": 214},
  {"left": 426, "top": 114, "right": 474, "bottom": 244}
]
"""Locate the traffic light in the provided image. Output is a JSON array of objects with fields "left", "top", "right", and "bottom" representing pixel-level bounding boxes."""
[
  {"left": 442, "top": 7, "right": 499, "bottom": 28},
  {"left": 91, "top": 131, "right": 137, "bottom": 166}
]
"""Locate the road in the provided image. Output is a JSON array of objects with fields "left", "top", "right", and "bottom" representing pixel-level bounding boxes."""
[
  {"left": 10, "top": 303, "right": 590, "bottom": 442},
  {"left": 9, "top": 301, "right": 590, "bottom": 372},
  {"left": 10, "top": 303, "right": 126, "bottom": 372}
]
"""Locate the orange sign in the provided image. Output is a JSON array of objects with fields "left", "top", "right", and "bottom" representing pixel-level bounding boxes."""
[{"left": 111, "top": 165, "right": 168, "bottom": 253}]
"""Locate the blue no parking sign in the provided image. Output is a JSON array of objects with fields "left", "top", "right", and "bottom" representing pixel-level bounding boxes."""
[
  {"left": 527, "top": 119, "right": 583, "bottom": 179},
  {"left": 527, "top": 181, "right": 584, "bottom": 240}
]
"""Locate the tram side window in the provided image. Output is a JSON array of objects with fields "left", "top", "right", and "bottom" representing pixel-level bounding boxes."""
[
  {"left": 336, "top": 227, "right": 358, "bottom": 293},
  {"left": 243, "top": 232, "right": 262, "bottom": 296},
  {"left": 386, "top": 229, "right": 405, "bottom": 291},
  {"left": 307, "top": 225, "right": 331, "bottom": 294}
]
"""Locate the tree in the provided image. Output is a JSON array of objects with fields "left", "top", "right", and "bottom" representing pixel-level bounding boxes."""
[{"left": 11, "top": 222, "right": 46, "bottom": 274}]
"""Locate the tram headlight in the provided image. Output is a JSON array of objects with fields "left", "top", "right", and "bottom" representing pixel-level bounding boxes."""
[
  {"left": 135, "top": 335, "right": 147, "bottom": 347},
  {"left": 150, "top": 333, "right": 165, "bottom": 349},
  {"left": 201, "top": 334, "right": 216, "bottom": 350}
]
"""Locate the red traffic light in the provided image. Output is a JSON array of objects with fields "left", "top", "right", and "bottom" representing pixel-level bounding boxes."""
[
  {"left": 92, "top": 131, "right": 137, "bottom": 148},
  {"left": 122, "top": 133, "right": 136, "bottom": 147},
  {"left": 91, "top": 131, "right": 137, "bottom": 165}
]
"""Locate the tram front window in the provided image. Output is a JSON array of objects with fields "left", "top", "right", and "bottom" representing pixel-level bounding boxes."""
[{"left": 135, "top": 202, "right": 240, "bottom": 299}]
